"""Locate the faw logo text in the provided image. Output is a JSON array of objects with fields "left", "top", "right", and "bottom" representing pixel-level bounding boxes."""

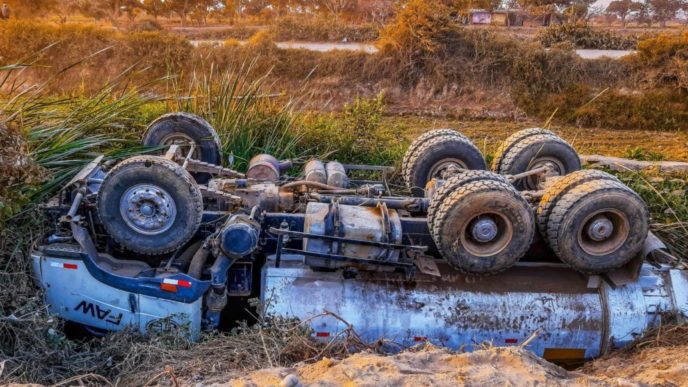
[{"left": 74, "top": 301, "right": 123, "bottom": 325}]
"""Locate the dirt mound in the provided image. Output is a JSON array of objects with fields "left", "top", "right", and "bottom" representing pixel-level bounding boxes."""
[
  {"left": 586, "top": 344, "right": 688, "bottom": 386},
  {"left": 583, "top": 325, "right": 688, "bottom": 386},
  {"left": 221, "top": 346, "right": 629, "bottom": 387}
]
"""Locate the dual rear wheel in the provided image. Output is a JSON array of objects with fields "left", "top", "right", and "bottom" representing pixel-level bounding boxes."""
[{"left": 410, "top": 128, "right": 647, "bottom": 275}]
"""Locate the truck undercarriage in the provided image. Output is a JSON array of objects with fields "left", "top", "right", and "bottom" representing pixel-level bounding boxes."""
[{"left": 31, "top": 112, "right": 688, "bottom": 362}]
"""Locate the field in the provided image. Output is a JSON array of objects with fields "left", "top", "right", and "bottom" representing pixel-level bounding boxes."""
[{"left": 1, "top": 4, "right": 688, "bottom": 385}]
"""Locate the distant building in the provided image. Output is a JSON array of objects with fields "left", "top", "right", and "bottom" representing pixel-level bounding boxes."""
[
  {"left": 492, "top": 10, "right": 525, "bottom": 26},
  {"left": 470, "top": 9, "right": 491, "bottom": 25}
]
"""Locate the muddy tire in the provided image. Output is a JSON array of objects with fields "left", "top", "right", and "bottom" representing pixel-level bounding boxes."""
[
  {"left": 427, "top": 170, "right": 509, "bottom": 232},
  {"left": 545, "top": 179, "right": 648, "bottom": 273},
  {"left": 97, "top": 155, "right": 204, "bottom": 255},
  {"left": 536, "top": 170, "right": 621, "bottom": 237},
  {"left": 431, "top": 179, "right": 535, "bottom": 274},
  {"left": 497, "top": 133, "right": 581, "bottom": 191},
  {"left": 404, "top": 134, "right": 486, "bottom": 197},
  {"left": 491, "top": 128, "right": 556, "bottom": 172},
  {"left": 402, "top": 129, "right": 467, "bottom": 188},
  {"left": 143, "top": 112, "right": 222, "bottom": 183}
]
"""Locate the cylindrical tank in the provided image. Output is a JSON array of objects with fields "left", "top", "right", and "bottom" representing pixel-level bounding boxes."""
[
  {"left": 303, "top": 202, "right": 402, "bottom": 269},
  {"left": 325, "top": 161, "right": 348, "bottom": 188},
  {"left": 247, "top": 154, "right": 293, "bottom": 181},
  {"left": 263, "top": 261, "right": 688, "bottom": 362},
  {"left": 303, "top": 159, "right": 327, "bottom": 184}
]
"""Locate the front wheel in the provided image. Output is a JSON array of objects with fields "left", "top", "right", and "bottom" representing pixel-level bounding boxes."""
[
  {"left": 143, "top": 112, "right": 222, "bottom": 183},
  {"left": 97, "top": 156, "right": 204, "bottom": 255}
]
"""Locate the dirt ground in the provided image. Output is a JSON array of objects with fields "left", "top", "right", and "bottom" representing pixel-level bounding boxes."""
[
  {"left": 218, "top": 343, "right": 688, "bottom": 387},
  {"left": 392, "top": 116, "right": 688, "bottom": 162},
  {"left": 215, "top": 344, "right": 685, "bottom": 387}
]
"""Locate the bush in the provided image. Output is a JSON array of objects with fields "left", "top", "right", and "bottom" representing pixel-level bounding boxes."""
[
  {"left": 298, "top": 94, "right": 407, "bottom": 167},
  {"left": 631, "top": 32, "right": 688, "bottom": 90},
  {"left": 129, "top": 18, "right": 164, "bottom": 32},
  {"left": 537, "top": 24, "right": 637, "bottom": 50}
]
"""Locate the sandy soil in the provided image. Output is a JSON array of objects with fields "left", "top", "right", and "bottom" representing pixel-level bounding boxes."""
[
  {"left": 217, "top": 347, "right": 633, "bottom": 387},
  {"left": 584, "top": 344, "right": 688, "bottom": 386}
]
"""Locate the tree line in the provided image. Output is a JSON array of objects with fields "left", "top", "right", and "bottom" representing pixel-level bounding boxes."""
[{"left": 2, "top": 0, "right": 686, "bottom": 27}]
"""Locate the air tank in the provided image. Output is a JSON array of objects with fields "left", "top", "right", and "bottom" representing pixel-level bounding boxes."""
[
  {"left": 246, "top": 154, "right": 292, "bottom": 181},
  {"left": 303, "top": 159, "right": 327, "bottom": 184},
  {"left": 325, "top": 161, "right": 349, "bottom": 188}
]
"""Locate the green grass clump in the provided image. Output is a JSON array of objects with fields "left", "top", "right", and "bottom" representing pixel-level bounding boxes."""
[
  {"left": 168, "top": 63, "right": 304, "bottom": 171},
  {"left": 298, "top": 93, "right": 408, "bottom": 169}
]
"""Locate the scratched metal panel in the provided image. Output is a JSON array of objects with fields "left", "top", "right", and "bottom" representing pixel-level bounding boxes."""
[
  {"left": 37, "top": 256, "right": 139, "bottom": 331},
  {"left": 670, "top": 270, "right": 688, "bottom": 317},
  {"left": 139, "top": 295, "right": 202, "bottom": 340},
  {"left": 264, "top": 264, "right": 605, "bottom": 358},
  {"left": 604, "top": 281, "right": 647, "bottom": 349},
  {"left": 35, "top": 254, "right": 202, "bottom": 337}
]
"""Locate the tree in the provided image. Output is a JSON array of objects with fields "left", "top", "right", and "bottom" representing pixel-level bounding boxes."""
[
  {"left": 141, "top": 0, "right": 169, "bottom": 19},
  {"left": 71, "top": 0, "right": 142, "bottom": 23},
  {"left": 648, "top": 0, "right": 684, "bottom": 27},
  {"left": 606, "top": 0, "right": 642, "bottom": 27},
  {"left": 633, "top": 1, "right": 653, "bottom": 26},
  {"left": 318, "top": 0, "right": 358, "bottom": 20},
  {"left": 6, "top": 0, "right": 58, "bottom": 18}
]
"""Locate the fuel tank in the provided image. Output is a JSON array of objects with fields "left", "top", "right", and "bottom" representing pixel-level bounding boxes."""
[
  {"left": 303, "top": 202, "right": 403, "bottom": 270},
  {"left": 263, "top": 257, "right": 688, "bottom": 362}
]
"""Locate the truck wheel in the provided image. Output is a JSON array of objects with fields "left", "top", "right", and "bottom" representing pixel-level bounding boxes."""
[
  {"left": 404, "top": 134, "right": 486, "bottom": 197},
  {"left": 491, "top": 128, "right": 555, "bottom": 172},
  {"left": 402, "top": 129, "right": 467, "bottom": 189},
  {"left": 432, "top": 179, "right": 534, "bottom": 274},
  {"left": 97, "top": 156, "right": 204, "bottom": 255},
  {"left": 427, "top": 170, "right": 508, "bottom": 232},
  {"left": 143, "top": 112, "right": 222, "bottom": 183},
  {"left": 545, "top": 179, "right": 648, "bottom": 273},
  {"left": 497, "top": 133, "right": 581, "bottom": 191},
  {"left": 536, "top": 170, "right": 621, "bottom": 237}
]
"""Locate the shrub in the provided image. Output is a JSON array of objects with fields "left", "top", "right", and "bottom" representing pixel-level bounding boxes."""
[
  {"left": 631, "top": 32, "right": 688, "bottom": 90},
  {"left": 537, "top": 24, "right": 637, "bottom": 50}
]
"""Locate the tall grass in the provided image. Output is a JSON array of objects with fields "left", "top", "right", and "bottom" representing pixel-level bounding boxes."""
[
  {"left": 169, "top": 62, "right": 306, "bottom": 170},
  {"left": 0, "top": 66, "right": 157, "bottom": 217}
]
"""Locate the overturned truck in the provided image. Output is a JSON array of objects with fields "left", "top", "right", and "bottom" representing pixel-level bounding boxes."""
[{"left": 32, "top": 113, "right": 688, "bottom": 362}]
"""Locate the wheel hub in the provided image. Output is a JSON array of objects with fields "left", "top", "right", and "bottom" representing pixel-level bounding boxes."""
[
  {"left": 120, "top": 184, "right": 177, "bottom": 235},
  {"left": 526, "top": 158, "right": 565, "bottom": 190},
  {"left": 429, "top": 159, "right": 467, "bottom": 180},
  {"left": 578, "top": 209, "right": 630, "bottom": 256},
  {"left": 160, "top": 133, "right": 200, "bottom": 159},
  {"left": 587, "top": 217, "right": 614, "bottom": 241},
  {"left": 471, "top": 218, "right": 499, "bottom": 243}
]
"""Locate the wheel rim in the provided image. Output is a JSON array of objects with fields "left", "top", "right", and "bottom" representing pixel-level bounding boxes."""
[
  {"left": 120, "top": 184, "right": 177, "bottom": 235},
  {"left": 525, "top": 157, "right": 565, "bottom": 190},
  {"left": 460, "top": 212, "right": 514, "bottom": 257},
  {"left": 160, "top": 133, "right": 200, "bottom": 159},
  {"left": 429, "top": 158, "right": 467, "bottom": 180},
  {"left": 577, "top": 209, "right": 630, "bottom": 256}
]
